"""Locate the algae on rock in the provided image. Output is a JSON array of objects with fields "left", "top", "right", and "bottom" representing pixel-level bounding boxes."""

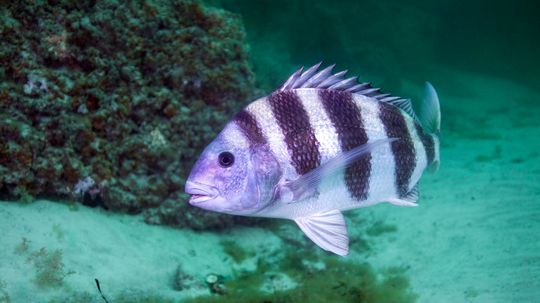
[
  {"left": 183, "top": 248, "right": 418, "bottom": 303},
  {"left": 0, "top": 0, "right": 256, "bottom": 229}
]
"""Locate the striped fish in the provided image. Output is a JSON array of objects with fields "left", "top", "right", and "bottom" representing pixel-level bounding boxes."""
[{"left": 185, "top": 63, "right": 441, "bottom": 256}]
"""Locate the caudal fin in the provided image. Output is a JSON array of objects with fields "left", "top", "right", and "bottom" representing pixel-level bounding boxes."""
[{"left": 419, "top": 82, "right": 440, "bottom": 173}]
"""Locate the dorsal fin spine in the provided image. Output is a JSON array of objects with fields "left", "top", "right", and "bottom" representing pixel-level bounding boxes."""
[
  {"left": 328, "top": 76, "right": 357, "bottom": 90},
  {"left": 317, "top": 70, "right": 348, "bottom": 88},
  {"left": 293, "top": 62, "right": 322, "bottom": 88},
  {"left": 375, "top": 93, "right": 391, "bottom": 99},
  {"left": 302, "top": 64, "right": 335, "bottom": 88},
  {"left": 280, "top": 67, "right": 303, "bottom": 91},
  {"left": 357, "top": 87, "right": 380, "bottom": 95},
  {"left": 278, "top": 63, "right": 418, "bottom": 119},
  {"left": 381, "top": 96, "right": 401, "bottom": 102},
  {"left": 345, "top": 82, "right": 370, "bottom": 92}
]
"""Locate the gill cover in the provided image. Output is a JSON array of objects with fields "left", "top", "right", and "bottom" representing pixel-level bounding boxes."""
[{"left": 245, "top": 145, "right": 282, "bottom": 212}]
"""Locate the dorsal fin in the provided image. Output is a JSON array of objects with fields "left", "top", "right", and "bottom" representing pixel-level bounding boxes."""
[{"left": 278, "top": 62, "right": 418, "bottom": 120}]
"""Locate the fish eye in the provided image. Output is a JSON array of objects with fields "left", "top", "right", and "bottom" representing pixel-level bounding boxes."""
[{"left": 218, "top": 151, "right": 234, "bottom": 168}]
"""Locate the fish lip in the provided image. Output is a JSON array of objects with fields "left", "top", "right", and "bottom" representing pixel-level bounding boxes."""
[{"left": 185, "top": 181, "right": 219, "bottom": 204}]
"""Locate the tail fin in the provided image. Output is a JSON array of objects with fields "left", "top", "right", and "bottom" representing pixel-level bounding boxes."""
[{"left": 419, "top": 82, "right": 440, "bottom": 173}]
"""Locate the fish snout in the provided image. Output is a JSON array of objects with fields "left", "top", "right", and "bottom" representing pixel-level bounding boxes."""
[{"left": 184, "top": 180, "right": 220, "bottom": 204}]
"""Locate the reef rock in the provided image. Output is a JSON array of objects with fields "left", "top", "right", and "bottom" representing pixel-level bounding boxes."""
[{"left": 0, "top": 0, "right": 256, "bottom": 229}]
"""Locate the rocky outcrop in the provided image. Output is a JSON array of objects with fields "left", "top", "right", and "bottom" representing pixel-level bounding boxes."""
[{"left": 0, "top": 0, "right": 256, "bottom": 229}]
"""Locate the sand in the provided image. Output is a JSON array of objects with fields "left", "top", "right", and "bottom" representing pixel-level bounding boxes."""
[{"left": 0, "top": 200, "right": 284, "bottom": 302}]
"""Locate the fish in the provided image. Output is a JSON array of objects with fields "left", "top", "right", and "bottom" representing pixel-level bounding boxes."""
[{"left": 185, "top": 62, "right": 440, "bottom": 256}]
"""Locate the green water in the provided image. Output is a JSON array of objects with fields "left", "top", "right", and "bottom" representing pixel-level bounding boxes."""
[
  {"left": 210, "top": 0, "right": 540, "bottom": 93},
  {"left": 1, "top": 1, "right": 539, "bottom": 302}
]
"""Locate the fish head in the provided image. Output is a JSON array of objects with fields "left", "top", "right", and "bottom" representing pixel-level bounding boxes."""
[{"left": 185, "top": 123, "right": 281, "bottom": 215}]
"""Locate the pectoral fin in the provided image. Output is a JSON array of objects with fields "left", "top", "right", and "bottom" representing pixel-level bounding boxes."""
[
  {"left": 294, "top": 210, "right": 349, "bottom": 256},
  {"left": 279, "top": 138, "right": 397, "bottom": 203}
]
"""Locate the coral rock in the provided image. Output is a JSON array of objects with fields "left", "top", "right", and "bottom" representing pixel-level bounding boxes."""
[{"left": 0, "top": 0, "right": 256, "bottom": 229}]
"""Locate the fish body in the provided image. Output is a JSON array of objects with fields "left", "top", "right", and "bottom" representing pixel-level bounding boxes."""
[{"left": 185, "top": 63, "right": 440, "bottom": 256}]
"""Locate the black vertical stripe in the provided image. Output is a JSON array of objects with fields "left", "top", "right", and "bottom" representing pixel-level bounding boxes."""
[
  {"left": 319, "top": 90, "right": 371, "bottom": 200},
  {"left": 414, "top": 123, "right": 435, "bottom": 165},
  {"left": 379, "top": 102, "right": 416, "bottom": 197},
  {"left": 268, "top": 91, "right": 321, "bottom": 175},
  {"left": 233, "top": 110, "right": 266, "bottom": 147}
]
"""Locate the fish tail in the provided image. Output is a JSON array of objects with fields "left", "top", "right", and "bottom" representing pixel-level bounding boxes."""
[{"left": 419, "top": 82, "right": 441, "bottom": 173}]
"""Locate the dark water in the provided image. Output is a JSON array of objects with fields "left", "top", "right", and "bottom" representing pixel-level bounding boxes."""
[{"left": 210, "top": 0, "right": 540, "bottom": 94}]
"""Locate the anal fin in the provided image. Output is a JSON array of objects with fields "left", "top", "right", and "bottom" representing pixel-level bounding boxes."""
[
  {"left": 294, "top": 210, "right": 349, "bottom": 256},
  {"left": 388, "top": 184, "right": 419, "bottom": 206}
]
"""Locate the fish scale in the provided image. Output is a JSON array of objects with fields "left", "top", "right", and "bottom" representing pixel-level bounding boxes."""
[
  {"left": 185, "top": 63, "right": 441, "bottom": 256},
  {"left": 378, "top": 101, "right": 417, "bottom": 197},
  {"left": 415, "top": 123, "right": 435, "bottom": 164},
  {"left": 268, "top": 91, "right": 321, "bottom": 176},
  {"left": 232, "top": 110, "right": 266, "bottom": 147},
  {"left": 319, "top": 89, "right": 371, "bottom": 200}
]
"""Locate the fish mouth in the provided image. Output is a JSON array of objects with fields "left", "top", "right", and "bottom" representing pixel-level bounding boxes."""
[{"left": 185, "top": 181, "right": 220, "bottom": 204}]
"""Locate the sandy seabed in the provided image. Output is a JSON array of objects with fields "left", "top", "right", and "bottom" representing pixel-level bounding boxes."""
[{"left": 1, "top": 69, "right": 539, "bottom": 302}]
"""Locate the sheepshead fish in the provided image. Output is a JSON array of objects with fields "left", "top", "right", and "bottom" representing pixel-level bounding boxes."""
[{"left": 185, "top": 63, "right": 440, "bottom": 256}]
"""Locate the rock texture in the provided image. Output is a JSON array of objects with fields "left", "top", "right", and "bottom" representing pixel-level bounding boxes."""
[{"left": 0, "top": 0, "right": 256, "bottom": 229}]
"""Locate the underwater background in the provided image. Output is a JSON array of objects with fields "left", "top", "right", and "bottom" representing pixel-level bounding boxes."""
[{"left": 1, "top": 0, "right": 539, "bottom": 302}]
